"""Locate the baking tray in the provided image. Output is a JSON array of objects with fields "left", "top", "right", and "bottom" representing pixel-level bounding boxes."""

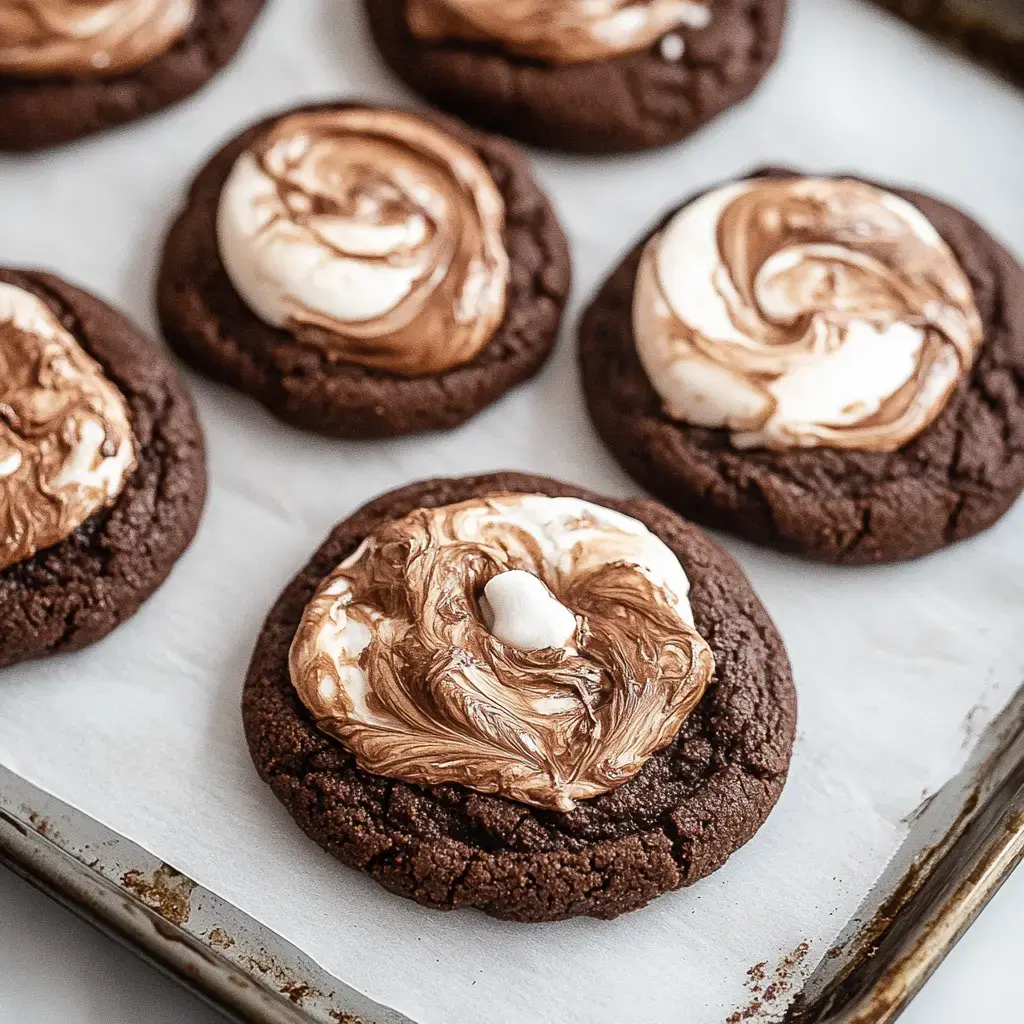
[
  {"left": 1, "top": 0, "right": 1023, "bottom": 1021},
  {"left": 4, "top": 680, "right": 1024, "bottom": 1024}
]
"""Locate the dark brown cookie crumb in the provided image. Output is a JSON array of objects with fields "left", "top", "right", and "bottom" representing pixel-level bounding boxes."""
[
  {"left": 0, "top": 269, "right": 207, "bottom": 668},
  {"left": 365, "top": 0, "right": 788, "bottom": 153},
  {"left": 158, "top": 103, "right": 571, "bottom": 438},
  {"left": 242, "top": 472, "right": 796, "bottom": 922},
  {"left": 0, "top": 0, "right": 266, "bottom": 152},
  {"left": 579, "top": 169, "right": 1024, "bottom": 564}
]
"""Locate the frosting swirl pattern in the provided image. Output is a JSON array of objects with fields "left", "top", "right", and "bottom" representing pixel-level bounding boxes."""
[
  {"left": 0, "top": 0, "right": 195, "bottom": 79},
  {"left": 406, "top": 0, "right": 713, "bottom": 64},
  {"left": 633, "top": 176, "right": 984, "bottom": 451},
  {"left": 0, "top": 282, "right": 136, "bottom": 571},
  {"left": 217, "top": 108, "right": 509, "bottom": 377},
  {"left": 289, "top": 494, "right": 714, "bottom": 812}
]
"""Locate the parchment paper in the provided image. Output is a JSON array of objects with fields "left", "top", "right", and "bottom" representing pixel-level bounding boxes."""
[{"left": 1, "top": 1, "right": 1023, "bottom": 1021}]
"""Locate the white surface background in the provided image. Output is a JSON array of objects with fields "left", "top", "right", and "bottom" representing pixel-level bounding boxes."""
[
  {"left": 1, "top": 0, "right": 1023, "bottom": 1021},
  {"left": 2, "top": 860, "right": 1022, "bottom": 1022}
]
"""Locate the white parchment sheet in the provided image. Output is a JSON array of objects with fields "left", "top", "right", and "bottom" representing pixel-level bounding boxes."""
[{"left": 1, "top": 1, "right": 1023, "bottom": 1022}]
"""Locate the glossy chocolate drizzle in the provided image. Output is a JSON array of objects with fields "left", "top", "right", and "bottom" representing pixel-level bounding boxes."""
[
  {"left": 406, "top": 0, "right": 713, "bottom": 64},
  {"left": 0, "top": 0, "right": 195, "bottom": 79},
  {"left": 290, "top": 495, "right": 714, "bottom": 812},
  {"left": 636, "top": 176, "right": 984, "bottom": 451},
  {"left": 236, "top": 109, "right": 508, "bottom": 376},
  {"left": 0, "top": 287, "right": 136, "bottom": 571}
]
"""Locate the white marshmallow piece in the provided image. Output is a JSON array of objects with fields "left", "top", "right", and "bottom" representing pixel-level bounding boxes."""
[{"left": 483, "top": 570, "right": 577, "bottom": 653}]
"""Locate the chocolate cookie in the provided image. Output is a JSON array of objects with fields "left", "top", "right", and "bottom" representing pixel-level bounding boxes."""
[
  {"left": 0, "top": 0, "right": 266, "bottom": 152},
  {"left": 0, "top": 269, "right": 206, "bottom": 668},
  {"left": 365, "top": 0, "right": 788, "bottom": 154},
  {"left": 580, "top": 169, "right": 1024, "bottom": 564},
  {"left": 243, "top": 472, "right": 796, "bottom": 922},
  {"left": 158, "top": 102, "right": 571, "bottom": 438}
]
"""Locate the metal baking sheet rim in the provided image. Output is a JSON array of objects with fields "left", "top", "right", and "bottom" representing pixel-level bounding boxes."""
[{"left": 3, "top": 680, "right": 1024, "bottom": 1024}]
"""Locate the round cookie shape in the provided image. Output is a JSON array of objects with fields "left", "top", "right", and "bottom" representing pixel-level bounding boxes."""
[
  {"left": 580, "top": 169, "right": 1024, "bottom": 564},
  {"left": 159, "top": 103, "right": 571, "bottom": 438},
  {"left": 365, "top": 0, "right": 788, "bottom": 154},
  {"left": 0, "top": 268, "right": 206, "bottom": 668},
  {"left": 243, "top": 472, "right": 796, "bottom": 922},
  {"left": 0, "top": 0, "right": 265, "bottom": 152}
]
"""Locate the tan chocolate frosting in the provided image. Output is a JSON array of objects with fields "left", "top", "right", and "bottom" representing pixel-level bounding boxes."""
[
  {"left": 0, "top": 0, "right": 195, "bottom": 79},
  {"left": 289, "top": 494, "right": 714, "bottom": 812},
  {"left": 215, "top": 108, "right": 510, "bottom": 377},
  {"left": 633, "top": 176, "right": 985, "bottom": 451},
  {"left": 406, "top": 0, "right": 713, "bottom": 64},
  {"left": 0, "top": 282, "right": 136, "bottom": 571}
]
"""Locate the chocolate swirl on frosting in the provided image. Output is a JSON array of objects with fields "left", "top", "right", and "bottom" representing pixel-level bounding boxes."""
[
  {"left": 632, "top": 176, "right": 984, "bottom": 452},
  {"left": 0, "top": 0, "right": 195, "bottom": 79},
  {"left": 216, "top": 108, "right": 509, "bottom": 377},
  {"left": 406, "top": 0, "right": 713, "bottom": 64},
  {"left": 289, "top": 495, "right": 714, "bottom": 812},
  {"left": 0, "top": 282, "right": 136, "bottom": 571}
]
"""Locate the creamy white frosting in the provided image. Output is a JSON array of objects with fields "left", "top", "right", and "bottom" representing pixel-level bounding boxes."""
[
  {"left": 215, "top": 108, "right": 508, "bottom": 376},
  {"left": 299, "top": 494, "right": 696, "bottom": 718},
  {"left": 3, "top": 280, "right": 61, "bottom": 336},
  {"left": 0, "top": 0, "right": 196, "bottom": 79},
  {"left": 632, "top": 177, "right": 984, "bottom": 452},
  {"left": 217, "top": 144, "right": 434, "bottom": 330},
  {"left": 0, "top": 281, "right": 137, "bottom": 571},
  {"left": 0, "top": 283, "right": 136, "bottom": 500}
]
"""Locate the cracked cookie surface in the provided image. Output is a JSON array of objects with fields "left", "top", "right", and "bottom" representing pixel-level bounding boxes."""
[
  {"left": 0, "top": 269, "right": 206, "bottom": 668},
  {"left": 0, "top": 0, "right": 266, "bottom": 152},
  {"left": 242, "top": 472, "right": 796, "bottom": 922},
  {"left": 365, "top": 0, "right": 788, "bottom": 153},
  {"left": 158, "top": 104, "right": 571, "bottom": 438},
  {"left": 579, "top": 170, "right": 1024, "bottom": 564}
]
